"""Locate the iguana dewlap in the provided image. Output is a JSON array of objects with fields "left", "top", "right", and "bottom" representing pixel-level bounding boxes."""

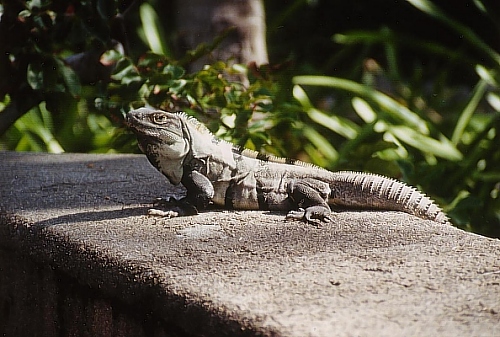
[{"left": 126, "top": 108, "right": 449, "bottom": 224}]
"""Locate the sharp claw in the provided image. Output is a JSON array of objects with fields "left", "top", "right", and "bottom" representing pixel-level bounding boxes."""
[
  {"left": 149, "top": 197, "right": 198, "bottom": 217},
  {"left": 148, "top": 209, "right": 179, "bottom": 218}
]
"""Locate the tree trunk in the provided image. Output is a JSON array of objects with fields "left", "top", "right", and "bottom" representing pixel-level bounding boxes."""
[{"left": 174, "top": 0, "right": 268, "bottom": 71}]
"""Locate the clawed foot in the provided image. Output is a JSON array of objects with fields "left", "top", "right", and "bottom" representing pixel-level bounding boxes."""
[
  {"left": 148, "top": 208, "right": 179, "bottom": 218},
  {"left": 286, "top": 206, "right": 332, "bottom": 223},
  {"left": 148, "top": 197, "right": 198, "bottom": 218}
]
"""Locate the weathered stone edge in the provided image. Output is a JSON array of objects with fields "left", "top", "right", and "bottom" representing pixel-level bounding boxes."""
[{"left": 0, "top": 211, "right": 280, "bottom": 337}]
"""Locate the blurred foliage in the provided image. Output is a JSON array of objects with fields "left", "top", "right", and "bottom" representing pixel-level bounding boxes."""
[{"left": 0, "top": 0, "right": 499, "bottom": 237}]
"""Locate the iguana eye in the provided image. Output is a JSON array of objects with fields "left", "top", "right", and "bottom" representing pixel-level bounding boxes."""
[{"left": 153, "top": 113, "right": 168, "bottom": 124}]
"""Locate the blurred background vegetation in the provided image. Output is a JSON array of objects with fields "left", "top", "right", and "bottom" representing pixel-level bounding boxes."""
[{"left": 1, "top": 0, "right": 499, "bottom": 237}]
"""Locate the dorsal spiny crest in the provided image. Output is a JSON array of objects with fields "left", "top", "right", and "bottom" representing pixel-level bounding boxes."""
[
  {"left": 176, "top": 112, "right": 213, "bottom": 136},
  {"left": 232, "top": 144, "right": 325, "bottom": 169},
  {"left": 176, "top": 112, "right": 237, "bottom": 148},
  {"left": 176, "top": 112, "right": 325, "bottom": 170}
]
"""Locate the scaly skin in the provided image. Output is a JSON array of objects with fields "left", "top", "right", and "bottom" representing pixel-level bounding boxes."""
[{"left": 127, "top": 108, "right": 449, "bottom": 224}]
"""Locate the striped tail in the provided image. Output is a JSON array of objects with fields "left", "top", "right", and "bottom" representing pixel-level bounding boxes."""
[{"left": 329, "top": 172, "right": 449, "bottom": 224}]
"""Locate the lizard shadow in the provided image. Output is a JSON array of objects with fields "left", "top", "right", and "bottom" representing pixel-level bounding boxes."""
[
  {"left": 31, "top": 206, "right": 358, "bottom": 229},
  {"left": 33, "top": 206, "right": 150, "bottom": 228}
]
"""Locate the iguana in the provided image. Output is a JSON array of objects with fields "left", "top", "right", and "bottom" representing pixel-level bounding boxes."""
[{"left": 126, "top": 108, "right": 449, "bottom": 224}]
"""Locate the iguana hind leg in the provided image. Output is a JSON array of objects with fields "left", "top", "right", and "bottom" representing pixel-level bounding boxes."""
[{"left": 286, "top": 179, "right": 332, "bottom": 223}]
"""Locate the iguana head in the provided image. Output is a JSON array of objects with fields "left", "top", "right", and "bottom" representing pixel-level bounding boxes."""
[{"left": 126, "top": 108, "right": 190, "bottom": 185}]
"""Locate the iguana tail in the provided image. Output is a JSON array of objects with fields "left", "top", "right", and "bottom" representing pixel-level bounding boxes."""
[{"left": 328, "top": 172, "right": 449, "bottom": 224}]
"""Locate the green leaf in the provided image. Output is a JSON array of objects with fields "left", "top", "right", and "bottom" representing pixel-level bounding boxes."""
[
  {"left": 292, "top": 84, "right": 313, "bottom": 109},
  {"left": 101, "top": 49, "right": 124, "bottom": 64},
  {"left": 307, "top": 108, "right": 359, "bottom": 140},
  {"left": 293, "top": 75, "right": 429, "bottom": 134},
  {"left": 140, "top": 3, "right": 170, "bottom": 56},
  {"left": 352, "top": 97, "right": 376, "bottom": 123},
  {"left": 406, "top": 0, "right": 500, "bottom": 66},
  {"left": 55, "top": 58, "right": 81, "bottom": 97},
  {"left": 472, "top": 0, "right": 487, "bottom": 14},
  {"left": 168, "top": 79, "right": 187, "bottom": 93},
  {"left": 13, "top": 103, "right": 64, "bottom": 153},
  {"left": 163, "top": 64, "right": 186, "bottom": 79},
  {"left": 112, "top": 58, "right": 142, "bottom": 84},
  {"left": 387, "top": 125, "right": 462, "bottom": 161},
  {"left": 379, "top": 131, "right": 408, "bottom": 159},
  {"left": 473, "top": 171, "right": 500, "bottom": 182},
  {"left": 451, "top": 78, "right": 488, "bottom": 145},
  {"left": 476, "top": 65, "right": 498, "bottom": 86},
  {"left": 302, "top": 125, "right": 338, "bottom": 162},
  {"left": 27, "top": 63, "right": 43, "bottom": 90},
  {"left": 293, "top": 84, "right": 359, "bottom": 139},
  {"left": 486, "top": 93, "right": 500, "bottom": 112}
]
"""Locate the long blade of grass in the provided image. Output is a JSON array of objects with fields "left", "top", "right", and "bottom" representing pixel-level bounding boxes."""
[
  {"left": 451, "top": 78, "right": 489, "bottom": 145},
  {"left": 302, "top": 125, "right": 339, "bottom": 162},
  {"left": 486, "top": 93, "right": 500, "bottom": 112},
  {"left": 334, "top": 30, "right": 477, "bottom": 66},
  {"left": 406, "top": 0, "right": 500, "bottom": 66},
  {"left": 388, "top": 125, "right": 462, "bottom": 161},
  {"left": 14, "top": 104, "right": 64, "bottom": 153},
  {"left": 293, "top": 85, "right": 359, "bottom": 139},
  {"left": 352, "top": 97, "right": 376, "bottom": 123},
  {"left": 307, "top": 108, "right": 359, "bottom": 140},
  {"left": 293, "top": 75, "right": 429, "bottom": 133}
]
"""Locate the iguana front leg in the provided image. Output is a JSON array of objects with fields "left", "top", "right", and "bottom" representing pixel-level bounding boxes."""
[
  {"left": 181, "top": 169, "right": 215, "bottom": 209},
  {"left": 286, "top": 179, "right": 332, "bottom": 223},
  {"left": 149, "top": 168, "right": 214, "bottom": 217}
]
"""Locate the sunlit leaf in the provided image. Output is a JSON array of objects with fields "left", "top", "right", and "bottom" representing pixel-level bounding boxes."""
[
  {"left": 380, "top": 131, "right": 408, "bottom": 159},
  {"left": 405, "top": 0, "right": 442, "bottom": 16},
  {"left": 476, "top": 65, "right": 498, "bottom": 86},
  {"left": 352, "top": 97, "right": 376, "bottom": 123},
  {"left": 451, "top": 78, "right": 488, "bottom": 145},
  {"left": 307, "top": 108, "right": 359, "bottom": 140},
  {"left": 303, "top": 125, "right": 338, "bottom": 161},
  {"left": 472, "top": 0, "right": 487, "bottom": 13},
  {"left": 388, "top": 125, "right": 462, "bottom": 161},
  {"left": 101, "top": 49, "right": 124, "bottom": 64},
  {"left": 486, "top": 93, "right": 500, "bottom": 112},
  {"left": 163, "top": 64, "right": 186, "bottom": 79},
  {"left": 140, "top": 3, "right": 169, "bottom": 56},
  {"left": 13, "top": 103, "right": 64, "bottom": 153},
  {"left": 292, "top": 84, "right": 313, "bottom": 109},
  {"left": 293, "top": 75, "right": 429, "bottom": 134}
]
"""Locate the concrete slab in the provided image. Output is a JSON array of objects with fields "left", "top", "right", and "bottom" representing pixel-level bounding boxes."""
[{"left": 1, "top": 152, "right": 499, "bottom": 336}]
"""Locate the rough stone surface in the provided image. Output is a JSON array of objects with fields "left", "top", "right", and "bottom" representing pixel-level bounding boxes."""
[{"left": 1, "top": 152, "right": 499, "bottom": 336}]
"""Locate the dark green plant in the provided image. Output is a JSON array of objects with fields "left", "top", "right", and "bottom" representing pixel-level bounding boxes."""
[
  {"left": 0, "top": 0, "right": 134, "bottom": 153},
  {"left": 289, "top": 0, "right": 500, "bottom": 237}
]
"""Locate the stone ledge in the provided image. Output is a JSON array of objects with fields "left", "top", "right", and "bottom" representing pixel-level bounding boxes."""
[{"left": 1, "top": 152, "right": 499, "bottom": 336}]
